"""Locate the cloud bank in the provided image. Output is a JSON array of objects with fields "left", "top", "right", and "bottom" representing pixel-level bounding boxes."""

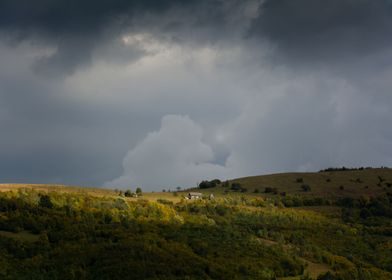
[
  {"left": 0, "top": 0, "right": 391, "bottom": 189},
  {"left": 106, "top": 115, "right": 230, "bottom": 191}
]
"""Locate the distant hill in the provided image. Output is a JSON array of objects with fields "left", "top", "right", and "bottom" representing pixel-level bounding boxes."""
[{"left": 197, "top": 168, "right": 392, "bottom": 199}]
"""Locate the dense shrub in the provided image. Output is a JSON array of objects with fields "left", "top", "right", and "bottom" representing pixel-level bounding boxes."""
[
  {"left": 231, "top": 183, "right": 243, "bottom": 192},
  {"left": 199, "top": 179, "right": 221, "bottom": 189},
  {"left": 265, "top": 187, "right": 278, "bottom": 194},
  {"left": 39, "top": 195, "right": 53, "bottom": 209},
  {"left": 301, "top": 184, "right": 311, "bottom": 192}
]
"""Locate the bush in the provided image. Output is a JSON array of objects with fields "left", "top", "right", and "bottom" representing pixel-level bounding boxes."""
[
  {"left": 296, "top": 178, "right": 303, "bottom": 183},
  {"left": 199, "top": 180, "right": 220, "bottom": 189},
  {"left": 124, "top": 190, "right": 132, "bottom": 197},
  {"left": 264, "top": 187, "right": 278, "bottom": 194},
  {"left": 301, "top": 184, "right": 311, "bottom": 192},
  {"left": 230, "top": 183, "right": 243, "bottom": 192}
]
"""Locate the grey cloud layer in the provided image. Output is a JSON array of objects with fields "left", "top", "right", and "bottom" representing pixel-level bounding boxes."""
[
  {"left": 0, "top": 0, "right": 248, "bottom": 75},
  {"left": 0, "top": 0, "right": 391, "bottom": 189},
  {"left": 250, "top": 0, "right": 392, "bottom": 61}
]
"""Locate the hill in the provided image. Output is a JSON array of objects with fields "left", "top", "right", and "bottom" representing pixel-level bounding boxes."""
[
  {"left": 195, "top": 168, "right": 392, "bottom": 199},
  {"left": 0, "top": 169, "right": 391, "bottom": 279}
]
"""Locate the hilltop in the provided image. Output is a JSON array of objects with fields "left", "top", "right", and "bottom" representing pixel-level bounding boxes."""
[{"left": 194, "top": 168, "right": 392, "bottom": 199}]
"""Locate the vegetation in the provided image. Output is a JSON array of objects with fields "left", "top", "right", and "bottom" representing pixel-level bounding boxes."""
[
  {"left": 301, "top": 184, "right": 311, "bottom": 192},
  {"left": 199, "top": 179, "right": 221, "bottom": 189},
  {"left": 225, "top": 168, "right": 392, "bottom": 198},
  {"left": 0, "top": 168, "right": 391, "bottom": 279}
]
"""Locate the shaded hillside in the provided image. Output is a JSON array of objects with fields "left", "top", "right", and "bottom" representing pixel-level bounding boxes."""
[{"left": 223, "top": 168, "right": 392, "bottom": 198}]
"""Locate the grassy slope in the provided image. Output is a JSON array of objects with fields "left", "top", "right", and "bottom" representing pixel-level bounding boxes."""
[
  {"left": 202, "top": 168, "right": 392, "bottom": 198},
  {"left": 1, "top": 168, "right": 391, "bottom": 201},
  {"left": 0, "top": 184, "right": 115, "bottom": 197}
]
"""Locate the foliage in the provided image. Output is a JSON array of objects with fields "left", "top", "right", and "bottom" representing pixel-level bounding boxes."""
[
  {"left": 301, "top": 184, "right": 312, "bottom": 192},
  {"left": 124, "top": 190, "right": 133, "bottom": 197},
  {"left": 199, "top": 179, "right": 221, "bottom": 189},
  {"left": 265, "top": 187, "right": 278, "bottom": 194},
  {"left": 230, "top": 182, "right": 244, "bottom": 192},
  {"left": 38, "top": 194, "right": 53, "bottom": 209},
  {"left": 0, "top": 188, "right": 390, "bottom": 279}
]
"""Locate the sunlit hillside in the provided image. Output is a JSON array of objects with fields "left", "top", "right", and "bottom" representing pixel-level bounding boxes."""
[{"left": 0, "top": 168, "right": 391, "bottom": 279}]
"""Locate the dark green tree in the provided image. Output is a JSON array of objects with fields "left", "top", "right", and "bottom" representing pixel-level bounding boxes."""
[{"left": 39, "top": 194, "right": 53, "bottom": 209}]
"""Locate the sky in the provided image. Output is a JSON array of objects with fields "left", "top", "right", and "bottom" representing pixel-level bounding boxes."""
[{"left": 0, "top": 0, "right": 392, "bottom": 191}]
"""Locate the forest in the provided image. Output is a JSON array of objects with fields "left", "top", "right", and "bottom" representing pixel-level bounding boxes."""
[{"left": 0, "top": 169, "right": 392, "bottom": 279}]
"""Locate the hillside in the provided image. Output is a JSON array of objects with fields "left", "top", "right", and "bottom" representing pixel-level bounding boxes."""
[
  {"left": 195, "top": 168, "right": 392, "bottom": 199},
  {"left": 0, "top": 169, "right": 391, "bottom": 279}
]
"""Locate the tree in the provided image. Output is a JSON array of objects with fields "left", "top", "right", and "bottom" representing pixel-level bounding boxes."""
[
  {"left": 124, "top": 190, "right": 132, "bottom": 197},
  {"left": 39, "top": 194, "right": 53, "bottom": 209},
  {"left": 136, "top": 187, "right": 142, "bottom": 196},
  {"left": 199, "top": 179, "right": 221, "bottom": 189},
  {"left": 199, "top": 181, "right": 214, "bottom": 189}
]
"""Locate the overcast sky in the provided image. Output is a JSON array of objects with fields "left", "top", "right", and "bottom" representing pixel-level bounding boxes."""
[{"left": 1, "top": 0, "right": 392, "bottom": 190}]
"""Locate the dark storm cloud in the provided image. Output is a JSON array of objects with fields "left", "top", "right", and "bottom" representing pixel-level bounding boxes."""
[
  {"left": 249, "top": 0, "right": 392, "bottom": 63},
  {"left": 0, "top": 0, "right": 196, "bottom": 34},
  {"left": 0, "top": 0, "right": 234, "bottom": 75},
  {"left": 1, "top": 0, "right": 391, "bottom": 189}
]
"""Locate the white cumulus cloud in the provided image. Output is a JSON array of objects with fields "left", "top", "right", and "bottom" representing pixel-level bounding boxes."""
[{"left": 106, "top": 115, "right": 230, "bottom": 191}]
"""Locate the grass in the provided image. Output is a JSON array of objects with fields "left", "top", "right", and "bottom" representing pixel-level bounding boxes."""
[
  {"left": 0, "top": 230, "right": 40, "bottom": 242},
  {"left": 2, "top": 168, "right": 391, "bottom": 203},
  {"left": 206, "top": 168, "right": 392, "bottom": 198},
  {"left": 0, "top": 183, "right": 116, "bottom": 197}
]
